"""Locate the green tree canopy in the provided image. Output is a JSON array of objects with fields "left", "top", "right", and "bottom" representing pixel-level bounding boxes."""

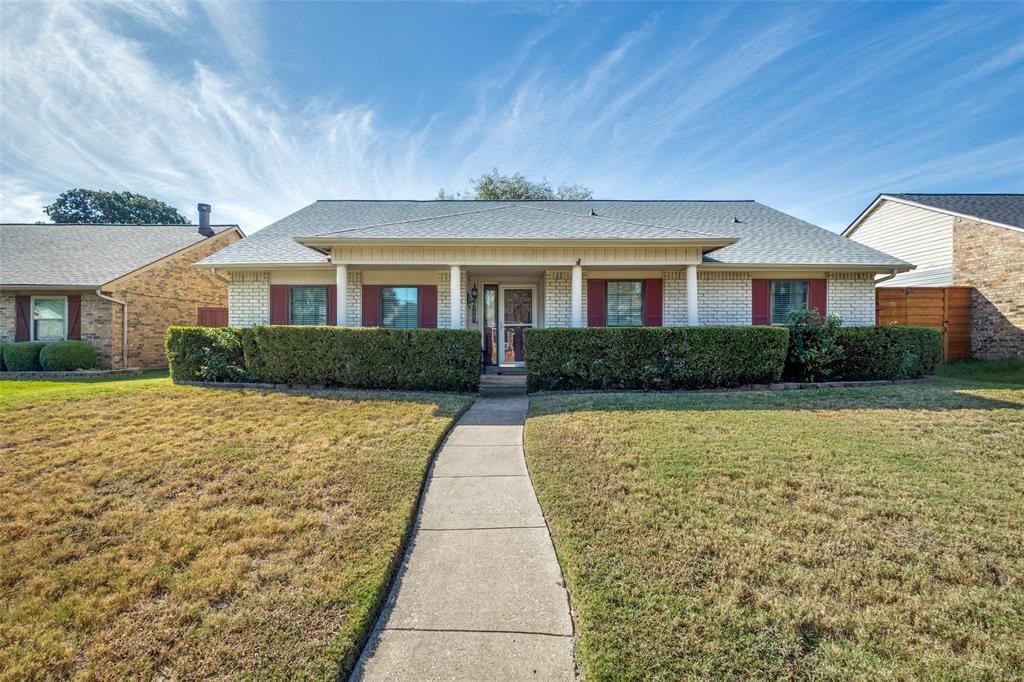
[
  {"left": 44, "top": 189, "right": 189, "bottom": 224},
  {"left": 438, "top": 169, "right": 593, "bottom": 201}
]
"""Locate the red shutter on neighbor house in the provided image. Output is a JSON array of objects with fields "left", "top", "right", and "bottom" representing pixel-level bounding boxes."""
[
  {"left": 270, "top": 285, "right": 289, "bottom": 324},
  {"left": 587, "top": 279, "right": 606, "bottom": 327},
  {"left": 327, "top": 285, "right": 337, "bottom": 325},
  {"left": 643, "top": 279, "right": 663, "bottom": 327},
  {"left": 808, "top": 279, "right": 827, "bottom": 318},
  {"left": 67, "top": 295, "right": 82, "bottom": 339},
  {"left": 362, "top": 285, "right": 381, "bottom": 326},
  {"left": 418, "top": 285, "right": 438, "bottom": 328},
  {"left": 752, "top": 279, "right": 770, "bottom": 325}
]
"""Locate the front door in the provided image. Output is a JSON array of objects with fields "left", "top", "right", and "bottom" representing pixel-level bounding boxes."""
[{"left": 499, "top": 286, "right": 534, "bottom": 366}]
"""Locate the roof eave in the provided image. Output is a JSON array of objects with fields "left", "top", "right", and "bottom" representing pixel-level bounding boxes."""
[
  {"left": 0, "top": 283, "right": 101, "bottom": 291},
  {"left": 845, "top": 195, "right": 1024, "bottom": 235},
  {"left": 293, "top": 236, "right": 739, "bottom": 249},
  {"left": 700, "top": 261, "right": 915, "bottom": 273}
]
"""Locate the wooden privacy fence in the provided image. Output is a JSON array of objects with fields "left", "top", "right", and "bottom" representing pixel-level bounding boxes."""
[
  {"left": 197, "top": 306, "right": 228, "bottom": 328},
  {"left": 876, "top": 287, "right": 971, "bottom": 362}
]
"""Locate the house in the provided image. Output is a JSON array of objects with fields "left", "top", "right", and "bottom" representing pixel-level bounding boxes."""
[
  {"left": 0, "top": 205, "right": 243, "bottom": 368},
  {"left": 845, "top": 194, "right": 1024, "bottom": 359},
  {"left": 195, "top": 200, "right": 909, "bottom": 369}
]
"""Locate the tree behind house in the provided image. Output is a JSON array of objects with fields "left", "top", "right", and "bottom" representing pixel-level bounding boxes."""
[
  {"left": 438, "top": 168, "right": 593, "bottom": 200},
  {"left": 44, "top": 189, "right": 189, "bottom": 224}
]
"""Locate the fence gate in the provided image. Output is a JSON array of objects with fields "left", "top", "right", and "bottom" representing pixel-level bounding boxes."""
[
  {"left": 197, "top": 306, "right": 229, "bottom": 327},
  {"left": 875, "top": 287, "right": 971, "bottom": 362}
]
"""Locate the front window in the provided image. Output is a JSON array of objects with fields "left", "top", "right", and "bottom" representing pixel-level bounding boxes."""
[
  {"left": 770, "top": 280, "right": 808, "bottom": 324},
  {"left": 289, "top": 286, "right": 327, "bottom": 325},
  {"left": 32, "top": 297, "right": 67, "bottom": 341},
  {"left": 382, "top": 287, "right": 419, "bottom": 328},
  {"left": 606, "top": 281, "right": 643, "bottom": 327}
]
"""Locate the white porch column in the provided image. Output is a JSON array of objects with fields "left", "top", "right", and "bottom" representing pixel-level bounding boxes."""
[
  {"left": 570, "top": 264, "right": 583, "bottom": 327},
  {"left": 450, "top": 265, "right": 462, "bottom": 328},
  {"left": 335, "top": 263, "right": 347, "bottom": 325},
  {"left": 686, "top": 265, "right": 699, "bottom": 326}
]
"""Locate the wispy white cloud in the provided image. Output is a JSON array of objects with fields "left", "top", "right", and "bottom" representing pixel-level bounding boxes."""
[{"left": 1, "top": 0, "right": 1020, "bottom": 233}]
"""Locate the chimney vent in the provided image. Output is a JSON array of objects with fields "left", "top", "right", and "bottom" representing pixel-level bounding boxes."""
[{"left": 197, "top": 203, "right": 214, "bottom": 237}]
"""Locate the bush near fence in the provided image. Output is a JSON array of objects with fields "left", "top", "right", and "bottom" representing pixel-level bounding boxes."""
[
  {"left": 166, "top": 325, "right": 481, "bottom": 392},
  {"left": 524, "top": 327, "right": 790, "bottom": 392},
  {"left": 831, "top": 325, "right": 943, "bottom": 380}
]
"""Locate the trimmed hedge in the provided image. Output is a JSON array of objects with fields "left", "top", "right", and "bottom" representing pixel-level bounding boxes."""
[
  {"left": 165, "top": 326, "right": 248, "bottom": 382},
  {"left": 524, "top": 327, "right": 789, "bottom": 392},
  {"left": 0, "top": 342, "right": 6, "bottom": 371},
  {"left": 3, "top": 342, "right": 47, "bottom": 371},
  {"left": 39, "top": 341, "right": 97, "bottom": 371},
  {"left": 831, "top": 325, "right": 942, "bottom": 380},
  {"left": 166, "top": 325, "right": 481, "bottom": 392},
  {"left": 243, "top": 326, "right": 481, "bottom": 392}
]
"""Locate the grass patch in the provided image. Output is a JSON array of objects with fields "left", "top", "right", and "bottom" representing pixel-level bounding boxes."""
[
  {"left": 936, "top": 358, "right": 1024, "bottom": 385},
  {"left": 0, "top": 375, "right": 471, "bottom": 679},
  {"left": 525, "top": 376, "right": 1024, "bottom": 679}
]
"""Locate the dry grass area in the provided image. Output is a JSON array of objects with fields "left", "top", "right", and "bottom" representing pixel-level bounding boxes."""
[
  {"left": 0, "top": 375, "right": 470, "bottom": 680},
  {"left": 525, "top": 372, "right": 1024, "bottom": 680}
]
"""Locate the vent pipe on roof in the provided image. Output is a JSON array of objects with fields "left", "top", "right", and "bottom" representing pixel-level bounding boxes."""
[{"left": 197, "top": 203, "right": 214, "bottom": 237}]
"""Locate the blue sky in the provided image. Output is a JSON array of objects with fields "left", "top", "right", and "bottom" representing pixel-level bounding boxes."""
[{"left": 1, "top": 1, "right": 1021, "bottom": 232}]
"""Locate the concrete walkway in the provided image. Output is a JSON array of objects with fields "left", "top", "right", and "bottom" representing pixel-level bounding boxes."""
[{"left": 351, "top": 396, "right": 574, "bottom": 681}]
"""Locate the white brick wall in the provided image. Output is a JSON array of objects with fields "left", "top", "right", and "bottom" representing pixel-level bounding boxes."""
[
  {"left": 663, "top": 271, "right": 687, "bottom": 325},
  {"left": 827, "top": 272, "right": 875, "bottom": 326},
  {"left": 228, "top": 271, "right": 270, "bottom": 327},
  {"left": 698, "top": 271, "right": 752, "bottom": 325},
  {"left": 438, "top": 269, "right": 469, "bottom": 328},
  {"left": 343, "top": 270, "right": 362, "bottom": 326},
  {"left": 544, "top": 270, "right": 572, "bottom": 327}
]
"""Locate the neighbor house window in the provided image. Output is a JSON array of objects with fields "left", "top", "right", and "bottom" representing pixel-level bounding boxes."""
[
  {"left": 382, "top": 287, "right": 419, "bottom": 328},
  {"left": 32, "top": 297, "right": 67, "bottom": 341},
  {"left": 606, "top": 281, "right": 643, "bottom": 327},
  {"left": 289, "top": 286, "right": 327, "bottom": 325},
  {"left": 770, "top": 280, "right": 808, "bottom": 325}
]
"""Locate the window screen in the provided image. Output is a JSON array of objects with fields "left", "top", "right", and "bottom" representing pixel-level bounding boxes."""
[
  {"left": 33, "top": 297, "right": 66, "bottom": 341},
  {"left": 770, "top": 280, "right": 808, "bottom": 325},
  {"left": 289, "top": 287, "right": 327, "bottom": 325},
  {"left": 606, "top": 281, "right": 643, "bottom": 327},
  {"left": 382, "top": 287, "right": 419, "bottom": 328}
]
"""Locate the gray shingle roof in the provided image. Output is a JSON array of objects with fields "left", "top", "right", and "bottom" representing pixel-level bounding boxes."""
[
  {"left": 0, "top": 223, "right": 238, "bottom": 287},
  {"left": 198, "top": 200, "right": 909, "bottom": 269},
  {"left": 889, "top": 194, "right": 1024, "bottom": 229}
]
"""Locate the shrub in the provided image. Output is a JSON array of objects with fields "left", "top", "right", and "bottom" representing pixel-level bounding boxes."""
[
  {"left": 242, "top": 326, "right": 481, "bottom": 392},
  {"left": 3, "top": 342, "right": 47, "bottom": 371},
  {"left": 165, "top": 327, "right": 248, "bottom": 382},
  {"left": 784, "top": 310, "right": 845, "bottom": 382},
  {"left": 39, "top": 341, "right": 97, "bottom": 371},
  {"left": 830, "top": 325, "right": 942, "bottom": 380},
  {"left": 523, "top": 327, "right": 789, "bottom": 392}
]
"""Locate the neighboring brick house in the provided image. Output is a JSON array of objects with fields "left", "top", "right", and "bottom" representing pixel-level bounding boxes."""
[
  {"left": 845, "top": 194, "right": 1023, "bottom": 359},
  {"left": 0, "top": 206, "right": 242, "bottom": 368},
  {"left": 194, "top": 200, "right": 909, "bottom": 370}
]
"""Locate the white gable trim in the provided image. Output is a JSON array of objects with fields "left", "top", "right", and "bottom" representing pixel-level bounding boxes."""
[{"left": 845, "top": 195, "right": 1024, "bottom": 237}]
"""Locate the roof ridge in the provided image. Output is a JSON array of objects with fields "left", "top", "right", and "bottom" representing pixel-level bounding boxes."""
[
  {"left": 0, "top": 223, "right": 239, "bottom": 227},
  {"left": 312, "top": 199, "right": 758, "bottom": 203},
  {"left": 517, "top": 203, "right": 725, "bottom": 239},
  {"left": 310, "top": 203, "right": 516, "bottom": 236}
]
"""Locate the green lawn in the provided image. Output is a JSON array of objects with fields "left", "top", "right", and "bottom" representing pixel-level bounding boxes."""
[
  {"left": 525, "top": 366, "right": 1024, "bottom": 680},
  {"left": 0, "top": 374, "right": 471, "bottom": 680}
]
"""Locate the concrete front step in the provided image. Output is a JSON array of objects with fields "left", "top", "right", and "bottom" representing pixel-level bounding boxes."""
[{"left": 479, "top": 374, "right": 527, "bottom": 396}]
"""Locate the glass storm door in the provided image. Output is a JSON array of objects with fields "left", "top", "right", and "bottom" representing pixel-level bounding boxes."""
[
  {"left": 483, "top": 285, "right": 498, "bottom": 366},
  {"left": 499, "top": 287, "right": 534, "bottom": 366}
]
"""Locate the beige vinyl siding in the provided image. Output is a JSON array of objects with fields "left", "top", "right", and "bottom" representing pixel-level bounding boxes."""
[{"left": 849, "top": 200, "right": 953, "bottom": 287}]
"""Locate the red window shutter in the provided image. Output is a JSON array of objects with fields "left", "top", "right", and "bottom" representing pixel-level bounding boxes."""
[
  {"left": 270, "top": 285, "right": 289, "bottom": 324},
  {"left": 15, "top": 295, "right": 30, "bottom": 341},
  {"left": 67, "top": 295, "right": 82, "bottom": 339},
  {"left": 419, "top": 285, "right": 438, "bottom": 328},
  {"left": 643, "top": 278, "right": 663, "bottom": 327},
  {"left": 362, "top": 285, "right": 381, "bottom": 326},
  {"left": 752, "top": 279, "right": 770, "bottom": 325},
  {"left": 808, "top": 279, "right": 827, "bottom": 318},
  {"left": 587, "top": 279, "right": 606, "bottom": 327},
  {"left": 327, "top": 285, "right": 337, "bottom": 325}
]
